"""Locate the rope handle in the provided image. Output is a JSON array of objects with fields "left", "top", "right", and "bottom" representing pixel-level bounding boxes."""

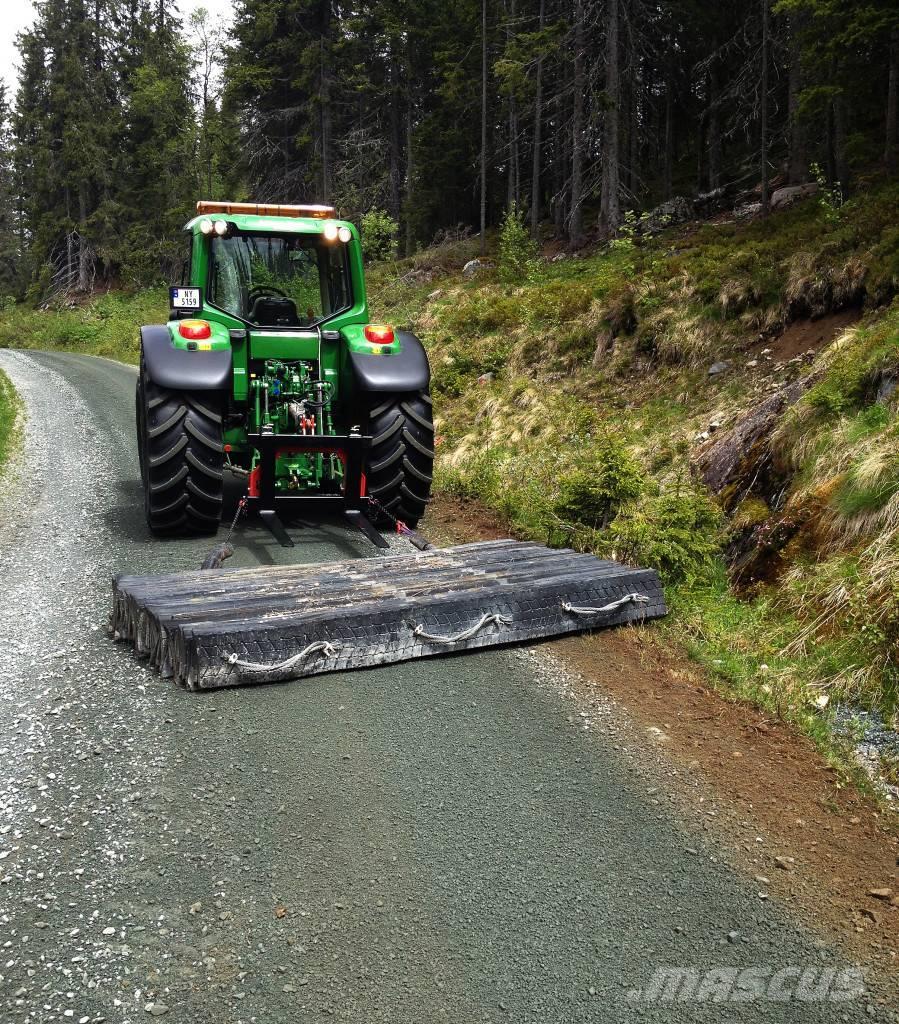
[
  {"left": 561, "top": 593, "right": 649, "bottom": 616},
  {"left": 223, "top": 640, "right": 341, "bottom": 682},
  {"left": 413, "top": 612, "right": 512, "bottom": 645},
  {"left": 221, "top": 594, "right": 649, "bottom": 681}
]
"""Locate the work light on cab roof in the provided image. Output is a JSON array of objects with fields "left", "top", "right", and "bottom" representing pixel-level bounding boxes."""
[{"left": 196, "top": 200, "right": 337, "bottom": 218}]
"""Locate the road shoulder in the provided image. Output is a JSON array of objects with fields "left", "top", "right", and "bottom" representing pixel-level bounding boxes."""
[{"left": 425, "top": 493, "right": 899, "bottom": 1000}]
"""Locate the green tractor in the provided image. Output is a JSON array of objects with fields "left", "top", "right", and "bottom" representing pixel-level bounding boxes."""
[{"left": 135, "top": 201, "right": 433, "bottom": 548}]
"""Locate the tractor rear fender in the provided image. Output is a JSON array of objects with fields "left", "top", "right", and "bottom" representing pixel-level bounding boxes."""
[
  {"left": 140, "top": 324, "right": 232, "bottom": 391},
  {"left": 346, "top": 329, "right": 430, "bottom": 393}
]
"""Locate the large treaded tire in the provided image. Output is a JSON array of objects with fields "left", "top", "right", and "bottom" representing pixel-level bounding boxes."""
[
  {"left": 365, "top": 391, "right": 434, "bottom": 528},
  {"left": 137, "top": 362, "right": 224, "bottom": 536}
]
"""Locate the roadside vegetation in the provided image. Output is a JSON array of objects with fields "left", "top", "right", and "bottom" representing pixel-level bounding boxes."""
[
  {"left": 0, "top": 365, "right": 22, "bottom": 475},
  {"left": 367, "top": 184, "right": 899, "bottom": 766},
  {"left": 0, "top": 291, "right": 165, "bottom": 365}
]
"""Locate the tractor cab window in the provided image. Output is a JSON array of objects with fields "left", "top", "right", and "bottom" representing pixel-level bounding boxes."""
[{"left": 208, "top": 232, "right": 351, "bottom": 328}]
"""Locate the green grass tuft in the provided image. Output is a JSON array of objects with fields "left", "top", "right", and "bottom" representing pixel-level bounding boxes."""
[{"left": 0, "top": 366, "right": 22, "bottom": 475}]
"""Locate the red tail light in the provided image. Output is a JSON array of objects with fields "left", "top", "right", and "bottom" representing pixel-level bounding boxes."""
[
  {"left": 364, "top": 324, "right": 395, "bottom": 345},
  {"left": 179, "top": 319, "right": 212, "bottom": 341}
]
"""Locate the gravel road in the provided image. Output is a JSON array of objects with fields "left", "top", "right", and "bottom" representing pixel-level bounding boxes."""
[{"left": 0, "top": 349, "right": 889, "bottom": 1023}]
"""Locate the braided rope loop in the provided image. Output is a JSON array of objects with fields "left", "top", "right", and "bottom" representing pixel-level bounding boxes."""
[
  {"left": 223, "top": 640, "right": 341, "bottom": 683},
  {"left": 413, "top": 612, "right": 512, "bottom": 645},
  {"left": 561, "top": 593, "right": 649, "bottom": 616}
]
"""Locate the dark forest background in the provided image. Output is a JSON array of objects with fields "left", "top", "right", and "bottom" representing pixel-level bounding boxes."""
[{"left": 1, "top": 0, "right": 897, "bottom": 299}]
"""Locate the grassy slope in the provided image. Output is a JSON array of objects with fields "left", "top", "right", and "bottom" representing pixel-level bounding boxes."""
[
  {"left": 0, "top": 289, "right": 168, "bottom": 364},
  {"left": 368, "top": 184, "right": 899, "bottom": 767}
]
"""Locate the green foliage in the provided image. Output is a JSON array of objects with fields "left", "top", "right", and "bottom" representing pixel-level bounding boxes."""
[
  {"left": 810, "top": 162, "right": 843, "bottom": 225},
  {"left": 0, "top": 366, "right": 22, "bottom": 474},
  {"left": 432, "top": 340, "right": 510, "bottom": 397},
  {"left": 553, "top": 433, "right": 644, "bottom": 529},
  {"left": 803, "top": 305, "right": 899, "bottom": 420},
  {"left": 0, "top": 289, "right": 167, "bottom": 363},
  {"left": 524, "top": 279, "right": 593, "bottom": 325},
  {"left": 608, "top": 210, "right": 639, "bottom": 278},
  {"left": 9, "top": 0, "right": 208, "bottom": 296},
  {"left": 497, "top": 205, "right": 539, "bottom": 285},
  {"left": 361, "top": 210, "right": 399, "bottom": 263},
  {"left": 610, "top": 488, "right": 724, "bottom": 585},
  {"left": 439, "top": 289, "right": 520, "bottom": 336}
]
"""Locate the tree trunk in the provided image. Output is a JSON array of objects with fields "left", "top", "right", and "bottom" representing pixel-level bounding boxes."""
[
  {"left": 886, "top": 24, "right": 898, "bottom": 173},
  {"left": 530, "top": 0, "right": 545, "bottom": 237},
  {"left": 388, "top": 58, "right": 402, "bottom": 221},
  {"left": 569, "top": 0, "right": 585, "bottom": 246},
  {"left": 480, "top": 0, "right": 488, "bottom": 255},
  {"left": 505, "top": 0, "right": 519, "bottom": 209},
  {"left": 663, "top": 56, "right": 674, "bottom": 199},
  {"left": 320, "top": 1, "right": 333, "bottom": 200},
  {"left": 78, "top": 184, "right": 91, "bottom": 292},
  {"left": 707, "top": 67, "right": 721, "bottom": 190},
  {"left": 760, "top": 0, "right": 770, "bottom": 216},
  {"left": 629, "top": 54, "right": 639, "bottom": 202},
  {"left": 599, "top": 0, "right": 621, "bottom": 239},
  {"left": 787, "top": 16, "right": 806, "bottom": 183},
  {"left": 553, "top": 118, "right": 567, "bottom": 235},
  {"left": 65, "top": 185, "right": 74, "bottom": 287},
  {"left": 833, "top": 88, "right": 849, "bottom": 191},
  {"left": 94, "top": 0, "right": 102, "bottom": 71},
  {"left": 405, "top": 90, "right": 415, "bottom": 254}
]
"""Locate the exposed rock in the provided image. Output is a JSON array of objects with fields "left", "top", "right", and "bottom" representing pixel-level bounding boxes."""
[
  {"left": 462, "top": 258, "right": 492, "bottom": 277},
  {"left": 868, "top": 887, "right": 894, "bottom": 901},
  {"left": 694, "top": 371, "right": 821, "bottom": 495},
  {"left": 477, "top": 372, "right": 495, "bottom": 385},
  {"left": 875, "top": 374, "right": 896, "bottom": 403},
  {"left": 708, "top": 361, "right": 730, "bottom": 376},
  {"left": 638, "top": 196, "right": 694, "bottom": 235},
  {"left": 734, "top": 201, "right": 762, "bottom": 219},
  {"left": 770, "top": 183, "right": 819, "bottom": 210},
  {"left": 398, "top": 267, "right": 435, "bottom": 285},
  {"left": 427, "top": 289, "right": 443, "bottom": 301}
]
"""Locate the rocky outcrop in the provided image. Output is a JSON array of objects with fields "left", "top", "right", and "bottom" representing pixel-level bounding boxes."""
[
  {"left": 694, "top": 372, "right": 821, "bottom": 497},
  {"left": 770, "top": 182, "right": 819, "bottom": 210},
  {"left": 637, "top": 196, "right": 695, "bottom": 235}
]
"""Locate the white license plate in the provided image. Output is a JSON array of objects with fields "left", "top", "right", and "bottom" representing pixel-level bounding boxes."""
[{"left": 170, "top": 287, "right": 202, "bottom": 310}]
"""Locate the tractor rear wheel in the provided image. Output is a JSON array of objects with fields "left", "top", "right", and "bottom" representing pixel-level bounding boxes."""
[
  {"left": 137, "top": 367, "right": 224, "bottom": 535},
  {"left": 365, "top": 391, "right": 434, "bottom": 528}
]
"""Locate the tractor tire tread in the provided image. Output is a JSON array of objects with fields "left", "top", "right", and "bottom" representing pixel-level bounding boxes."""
[
  {"left": 138, "top": 370, "right": 224, "bottom": 536},
  {"left": 147, "top": 406, "right": 186, "bottom": 439},
  {"left": 364, "top": 390, "right": 433, "bottom": 529},
  {"left": 367, "top": 443, "right": 405, "bottom": 474},
  {"left": 148, "top": 434, "right": 188, "bottom": 468}
]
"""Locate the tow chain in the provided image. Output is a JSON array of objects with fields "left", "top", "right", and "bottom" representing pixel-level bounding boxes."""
[
  {"left": 224, "top": 494, "right": 249, "bottom": 546},
  {"left": 365, "top": 496, "right": 432, "bottom": 551}
]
